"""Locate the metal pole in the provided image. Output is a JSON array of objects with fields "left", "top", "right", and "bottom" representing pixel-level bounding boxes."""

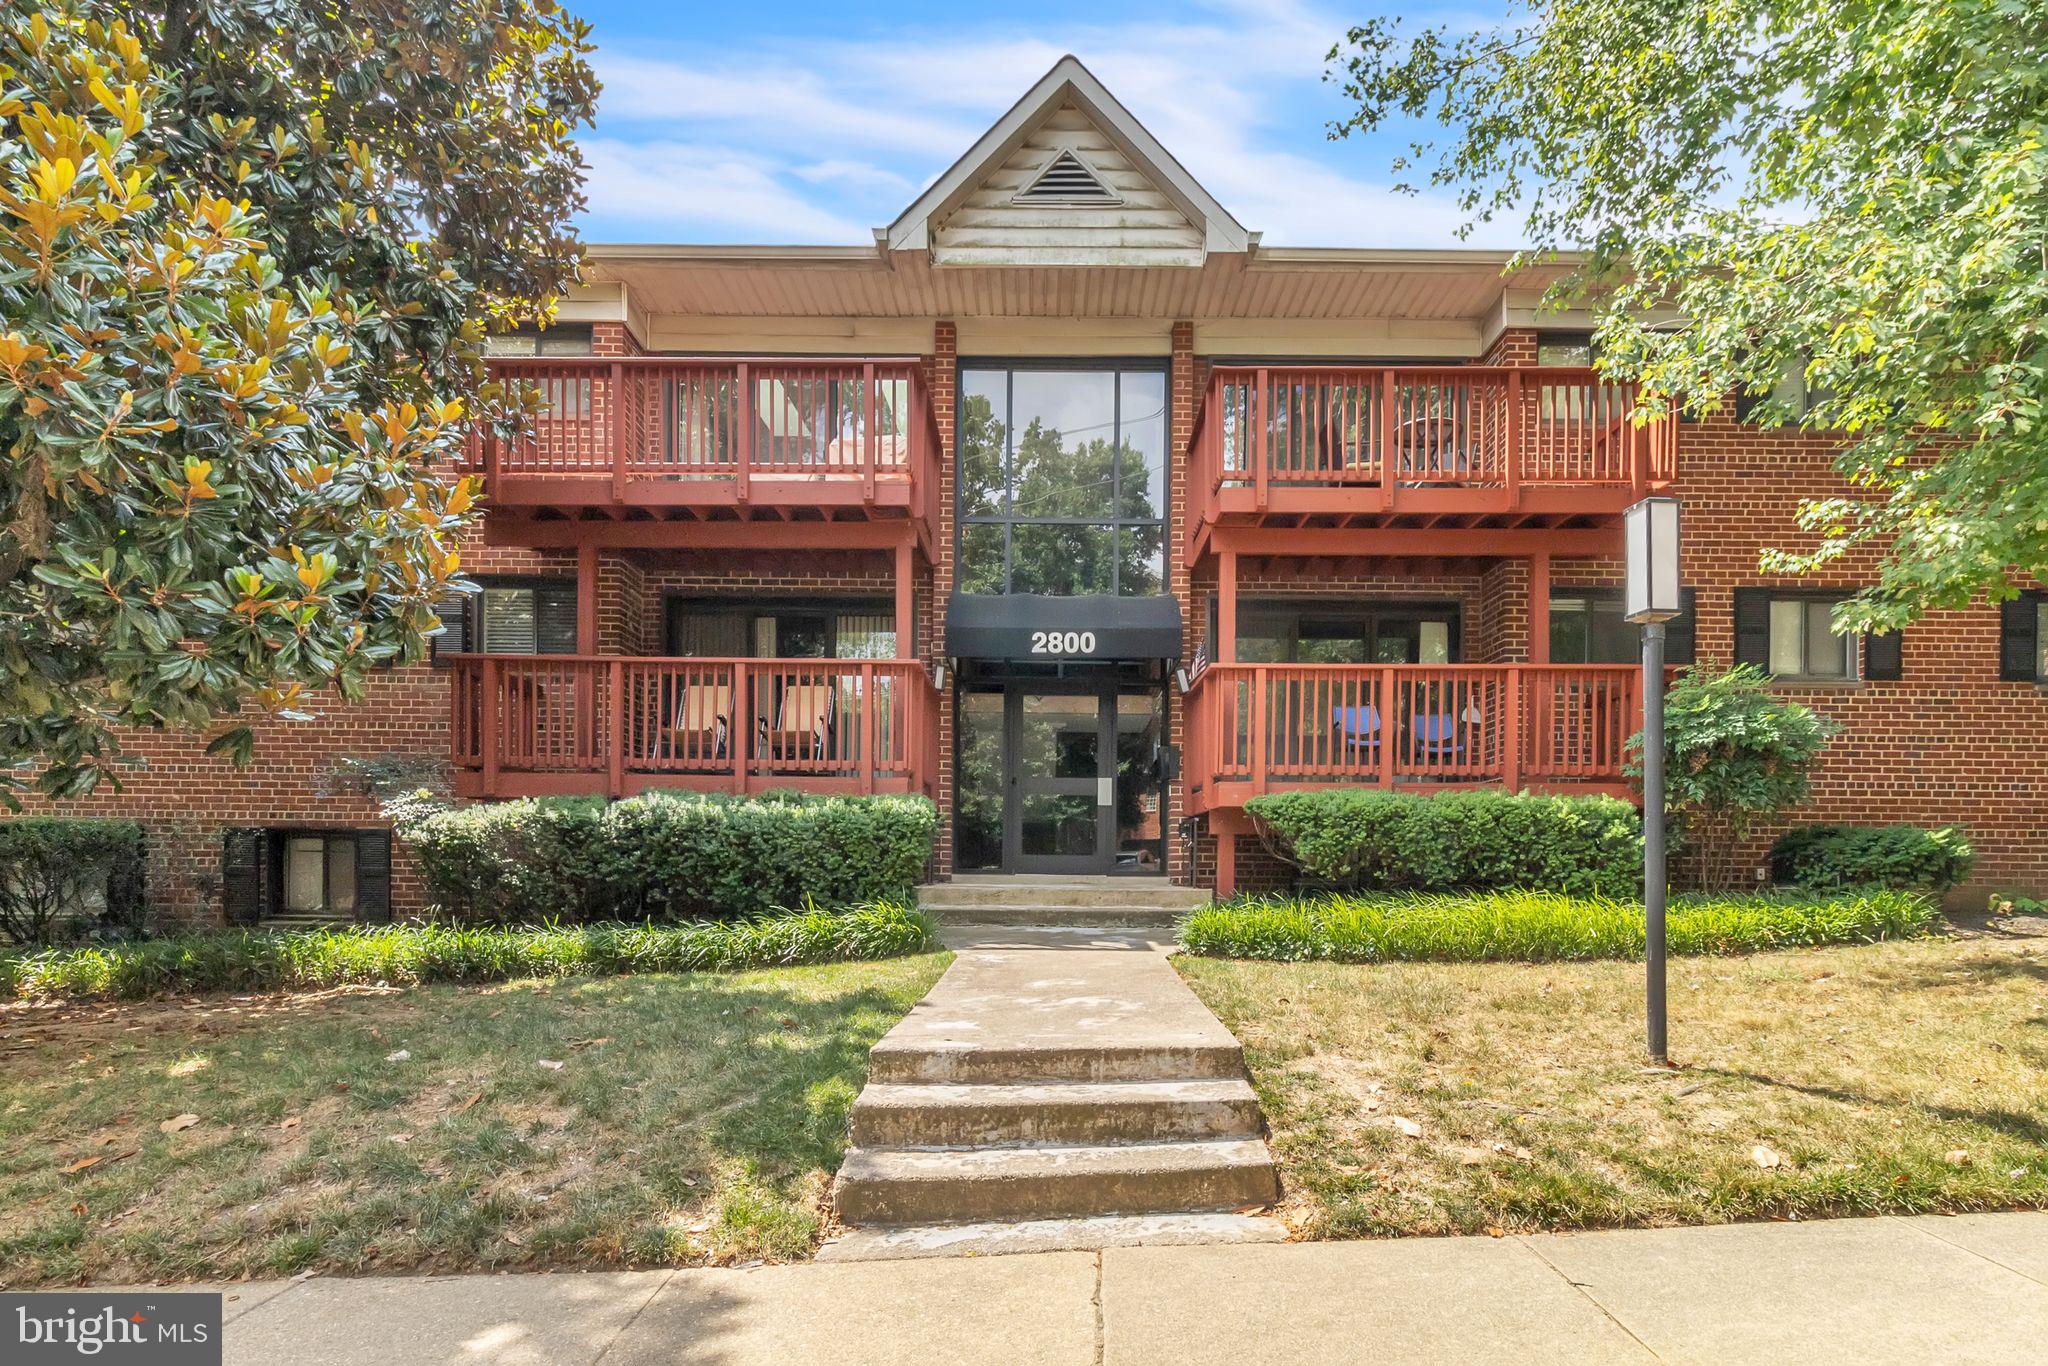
[{"left": 1642, "top": 620, "right": 1668, "bottom": 1062}]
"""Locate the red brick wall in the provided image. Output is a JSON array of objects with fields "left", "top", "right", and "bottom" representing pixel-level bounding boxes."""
[{"left": 8, "top": 538, "right": 576, "bottom": 926}]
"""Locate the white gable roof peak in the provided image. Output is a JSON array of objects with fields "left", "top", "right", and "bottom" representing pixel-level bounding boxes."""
[{"left": 883, "top": 55, "right": 1251, "bottom": 257}]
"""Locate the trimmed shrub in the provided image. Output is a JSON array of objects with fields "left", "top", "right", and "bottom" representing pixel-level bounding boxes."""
[
  {"left": 1179, "top": 888, "right": 1936, "bottom": 964},
  {"left": 0, "top": 903, "right": 940, "bottom": 1001},
  {"left": 399, "top": 791, "right": 936, "bottom": 923},
  {"left": 1770, "top": 824, "right": 1975, "bottom": 893},
  {"left": 0, "top": 818, "right": 147, "bottom": 946},
  {"left": 1244, "top": 789, "right": 1642, "bottom": 897}
]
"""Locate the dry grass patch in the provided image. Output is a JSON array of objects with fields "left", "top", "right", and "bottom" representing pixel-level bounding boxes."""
[
  {"left": 0, "top": 954, "right": 948, "bottom": 1286},
  {"left": 1178, "top": 936, "right": 2048, "bottom": 1238}
]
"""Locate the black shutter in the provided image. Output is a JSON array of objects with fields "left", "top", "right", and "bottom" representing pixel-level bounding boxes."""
[
  {"left": 1667, "top": 588, "right": 1699, "bottom": 666},
  {"left": 1999, "top": 595, "right": 2041, "bottom": 681},
  {"left": 356, "top": 830, "right": 393, "bottom": 923},
  {"left": 1864, "top": 629, "right": 1903, "bottom": 681},
  {"left": 428, "top": 593, "right": 470, "bottom": 665},
  {"left": 535, "top": 581, "right": 580, "bottom": 654},
  {"left": 222, "top": 828, "right": 267, "bottom": 926},
  {"left": 1732, "top": 588, "right": 1772, "bottom": 670}
]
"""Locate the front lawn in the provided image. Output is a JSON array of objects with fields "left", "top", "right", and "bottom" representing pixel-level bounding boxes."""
[
  {"left": 1179, "top": 936, "right": 2048, "bottom": 1238},
  {"left": 0, "top": 953, "right": 948, "bottom": 1286}
]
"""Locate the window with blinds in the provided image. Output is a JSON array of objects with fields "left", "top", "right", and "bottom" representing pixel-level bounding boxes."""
[
  {"left": 665, "top": 602, "right": 896, "bottom": 659},
  {"left": 430, "top": 579, "right": 577, "bottom": 662}
]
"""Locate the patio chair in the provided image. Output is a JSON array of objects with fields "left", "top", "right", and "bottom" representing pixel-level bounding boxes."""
[
  {"left": 1330, "top": 704, "right": 1381, "bottom": 768},
  {"left": 1410, "top": 712, "right": 1465, "bottom": 762},
  {"left": 767, "top": 681, "right": 834, "bottom": 763},
  {"left": 663, "top": 682, "right": 730, "bottom": 763}
]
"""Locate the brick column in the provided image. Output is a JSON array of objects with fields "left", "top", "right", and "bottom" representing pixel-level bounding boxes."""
[
  {"left": 1168, "top": 321, "right": 1197, "bottom": 885},
  {"left": 927, "top": 322, "right": 958, "bottom": 879}
]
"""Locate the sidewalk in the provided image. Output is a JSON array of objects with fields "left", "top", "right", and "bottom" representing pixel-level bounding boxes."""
[{"left": 175, "top": 1210, "right": 2048, "bottom": 1364}]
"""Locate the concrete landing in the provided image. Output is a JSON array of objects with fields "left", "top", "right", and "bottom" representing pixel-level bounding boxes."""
[
  {"left": 833, "top": 925, "right": 1282, "bottom": 1250},
  {"left": 917, "top": 875, "right": 1211, "bottom": 930}
]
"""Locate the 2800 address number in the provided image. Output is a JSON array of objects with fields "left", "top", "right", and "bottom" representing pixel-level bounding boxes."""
[{"left": 1029, "top": 630, "right": 1097, "bottom": 655}]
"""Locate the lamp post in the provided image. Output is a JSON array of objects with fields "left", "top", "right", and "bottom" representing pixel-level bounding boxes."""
[{"left": 1624, "top": 496, "right": 1682, "bottom": 1063}]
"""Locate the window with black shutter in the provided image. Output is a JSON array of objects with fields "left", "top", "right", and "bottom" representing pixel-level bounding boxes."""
[
  {"left": 1999, "top": 592, "right": 2046, "bottom": 682},
  {"left": 431, "top": 577, "right": 578, "bottom": 661},
  {"left": 1733, "top": 587, "right": 1889, "bottom": 682},
  {"left": 223, "top": 828, "right": 388, "bottom": 922}
]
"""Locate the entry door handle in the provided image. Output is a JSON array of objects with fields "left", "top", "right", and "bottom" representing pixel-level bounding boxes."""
[{"left": 1097, "top": 776, "right": 1113, "bottom": 806}]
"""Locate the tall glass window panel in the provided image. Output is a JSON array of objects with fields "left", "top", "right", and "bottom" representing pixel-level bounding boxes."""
[
  {"left": 1010, "top": 370, "right": 1117, "bottom": 521},
  {"left": 1117, "top": 371, "right": 1168, "bottom": 521},
  {"left": 957, "top": 364, "right": 1169, "bottom": 597},
  {"left": 958, "top": 370, "right": 1008, "bottom": 518},
  {"left": 955, "top": 691, "right": 1003, "bottom": 871},
  {"left": 1010, "top": 524, "right": 1113, "bottom": 597},
  {"left": 959, "top": 523, "right": 1006, "bottom": 595}
]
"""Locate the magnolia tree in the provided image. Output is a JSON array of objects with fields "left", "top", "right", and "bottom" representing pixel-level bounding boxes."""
[
  {"left": 0, "top": 1, "right": 596, "bottom": 799},
  {"left": 1330, "top": 0, "right": 2048, "bottom": 630}
]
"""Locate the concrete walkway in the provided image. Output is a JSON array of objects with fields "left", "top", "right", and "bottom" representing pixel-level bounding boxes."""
[{"left": 173, "top": 1212, "right": 2048, "bottom": 1364}]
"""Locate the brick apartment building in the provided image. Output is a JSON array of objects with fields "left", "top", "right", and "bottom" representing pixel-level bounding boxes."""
[{"left": 22, "top": 57, "right": 2047, "bottom": 923}]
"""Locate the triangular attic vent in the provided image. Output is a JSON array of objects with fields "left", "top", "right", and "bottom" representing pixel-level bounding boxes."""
[{"left": 1014, "top": 149, "right": 1121, "bottom": 206}]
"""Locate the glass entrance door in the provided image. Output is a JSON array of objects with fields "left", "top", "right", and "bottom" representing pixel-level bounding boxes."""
[{"left": 1008, "top": 690, "right": 1112, "bottom": 873}]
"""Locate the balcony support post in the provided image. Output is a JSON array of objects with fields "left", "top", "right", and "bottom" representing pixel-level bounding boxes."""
[
  {"left": 607, "top": 659, "right": 625, "bottom": 799},
  {"left": 1503, "top": 665, "right": 1522, "bottom": 792},
  {"left": 1505, "top": 368, "right": 1524, "bottom": 507},
  {"left": 1378, "top": 664, "right": 1396, "bottom": 787},
  {"left": 1218, "top": 551, "right": 1238, "bottom": 664},
  {"left": 862, "top": 362, "right": 878, "bottom": 505},
  {"left": 608, "top": 361, "right": 629, "bottom": 503},
  {"left": 861, "top": 663, "right": 877, "bottom": 795},
  {"left": 1528, "top": 551, "right": 1551, "bottom": 664},
  {"left": 1252, "top": 369, "right": 1269, "bottom": 511},
  {"left": 1380, "top": 370, "right": 1399, "bottom": 514},
  {"left": 481, "top": 657, "right": 501, "bottom": 798},
  {"left": 731, "top": 661, "right": 749, "bottom": 795},
  {"left": 894, "top": 537, "right": 915, "bottom": 662},
  {"left": 734, "top": 362, "right": 752, "bottom": 503},
  {"left": 1215, "top": 829, "right": 1237, "bottom": 899}
]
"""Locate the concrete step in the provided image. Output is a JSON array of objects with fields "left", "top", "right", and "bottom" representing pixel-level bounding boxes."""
[
  {"left": 924, "top": 905, "right": 1191, "bottom": 930},
  {"left": 919, "top": 880, "right": 1211, "bottom": 911},
  {"left": 816, "top": 1210, "right": 1287, "bottom": 1262},
  {"left": 834, "top": 1137, "right": 1281, "bottom": 1225},
  {"left": 849, "top": 1079, "right": 1263, "bottom": 1148},
  {"left": 869, "top": 1037, "right": 1247, "bottom": 1086}
]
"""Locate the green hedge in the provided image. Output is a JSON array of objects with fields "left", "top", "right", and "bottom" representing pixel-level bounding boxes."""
[
  {"left": 0, "top": 818, "right": 147, "bottom": 946},
  {"left": 1179, "top": 888, "right": 1936, "bottom": 963},
  {"left": 400, "top": 791, "right": 936, "bottom": 922},
  {"left": 1770, "top": 824, "right": 1975, "bottom": 892},
  {"left": 1245, "top": 790, "right": 1642, "bottom": 896},
  {"left": 0, "top": 904, "right": 940, "bottom": 1001}
]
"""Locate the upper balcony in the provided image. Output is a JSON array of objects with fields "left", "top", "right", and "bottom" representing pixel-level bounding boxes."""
[
  {"left": 471, "top": 356, "right": 940, "bottom": 535},
  {"left": 1185, "top": 365, "right": 1679, "bottom": 560}
]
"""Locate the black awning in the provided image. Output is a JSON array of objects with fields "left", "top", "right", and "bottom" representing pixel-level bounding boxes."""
[{"left": 946, "top": 593, "right": 1183, "bottom": 663}]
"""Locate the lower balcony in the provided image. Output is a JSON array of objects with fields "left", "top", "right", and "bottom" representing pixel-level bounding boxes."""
[
  {"left": 450, "top": 655, "right": 940, "bottom": 800},
  {"left": 1184, "top": 663, "right": 1643, "bottom": 811}
]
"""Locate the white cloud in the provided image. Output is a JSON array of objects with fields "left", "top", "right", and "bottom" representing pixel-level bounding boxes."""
[
  {"left": 791, "top": 159, "right": 914, "bottom": 193},
  {"left": 581, "top": 139, "right": 869, "bottom": 242}
]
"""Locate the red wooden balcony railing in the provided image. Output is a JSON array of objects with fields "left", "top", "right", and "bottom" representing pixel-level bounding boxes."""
[
  {"left": 471, "top": 356, "right": 941, "bottom": 517},
  {"left": 1186, "top": 365, "right": 1679, "bottom": 546},
  {"left": 1183, "top": 663, "right": 1643, "bottom": 809},
  {"left": 449, "top": 655, "right": 941, "bottom": 800}
]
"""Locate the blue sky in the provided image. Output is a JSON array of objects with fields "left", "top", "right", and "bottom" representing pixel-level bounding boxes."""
[{"left": 566, "top": 0, "right": 1518, "bottom": 249}]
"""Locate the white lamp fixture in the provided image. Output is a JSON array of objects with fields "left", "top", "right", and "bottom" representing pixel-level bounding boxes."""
[{"left": 1624, "top": 496, "right": 1683, "bottom": 623}]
